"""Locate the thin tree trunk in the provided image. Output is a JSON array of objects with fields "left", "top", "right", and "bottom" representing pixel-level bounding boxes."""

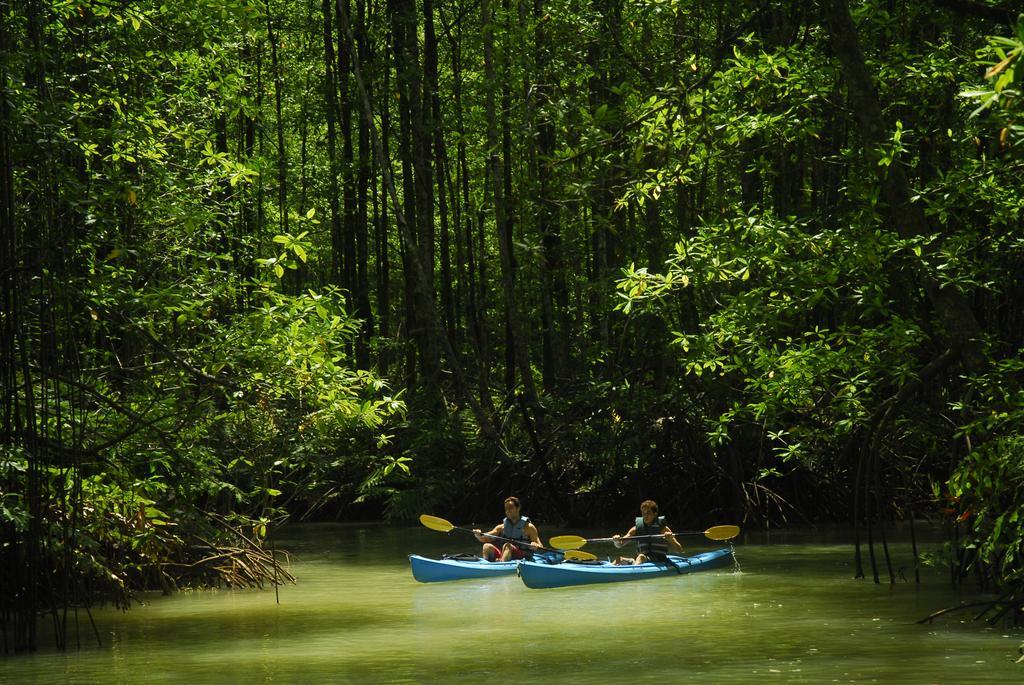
[
  {"left": 336, "top": 0, "right": 356, "bottom": 310},
  {"left": 389, "top": 0, "right": 442, "bottom": 397},
  {"left": 424, "top": 0, "right": 455, "bottom": 344},
  {"left": 321, "top": 0, "right": 343, "bottom": 286},
  {"left": 820, "top": 0, "right": 983, "bottom": 367},
  {"left": 533, "top": 0, "right": 567, "bottom": 388},
  {"left": 354, "top": 0, "right": 373, "bottom": 368},
  {"left": 483, "top": 0, "right": 565, "bottom": 512},
  {"left": 376, "top": 63, "right": 392, "bottom": 372},
  {"left": 255, "top": 39, "right": 267, "bottom": 266},
  {"left": 240, "top": 40, "right": 257, "bottom": 284},
  {"left": 443, "top": 15, "right": 491, "bottom": 406},
  {"left": 498, "top": 0, "right": 516, "bottom": 396},
  {"left": 338, "top": 0, "right": 520, "bottom": 466},
  {"left": 390, "top": 0, "right": 420, "bottom": 388},
  {"left": 266, "top": 0, "right": 288, "bottom": 237},
  {"left": 0, "top": 1, "right": 32, "bottom": 652}
]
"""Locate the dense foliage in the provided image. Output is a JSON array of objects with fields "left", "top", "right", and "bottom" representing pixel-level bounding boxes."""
[{"left": 2, "top": 0, "right": 1023, "bottom": 651}]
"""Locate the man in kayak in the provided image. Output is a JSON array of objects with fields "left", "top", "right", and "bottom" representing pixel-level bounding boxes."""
[
  {"left": 611, "top": 499, "right": 685, "bottom": 564},
  {"left": 473, "top": 496, "right": 542, "bottom": 562}
]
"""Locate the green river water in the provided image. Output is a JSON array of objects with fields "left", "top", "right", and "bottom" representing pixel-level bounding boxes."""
[{"left": 2, "top": 523, "right": 1021, "bottom": 683}]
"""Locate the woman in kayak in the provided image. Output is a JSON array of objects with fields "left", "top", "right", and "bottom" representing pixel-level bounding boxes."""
[
  {"left": 611, "top": 500, "right": 685, "bottom": 564},
  {"left": 473, "top": 496, "right": 542, "bottom": 562}
]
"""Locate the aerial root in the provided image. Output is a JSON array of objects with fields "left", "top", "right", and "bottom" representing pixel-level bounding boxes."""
[{"left": 918, "top": 587, "right": 1023, "bottom": 626}]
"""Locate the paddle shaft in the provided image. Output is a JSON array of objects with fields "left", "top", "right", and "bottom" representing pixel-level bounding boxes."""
[
  {"left": 420, "top": 515, "right": 597, "bottom": 561},
  {"left": 549, "top": 524, "right": 738, "bottom": 553},
  {"left": 450, "top": 523, "right": 565, "bottom": 556},
  {"left": 593, "top": 531, "right": 712, "bottom": 543}
]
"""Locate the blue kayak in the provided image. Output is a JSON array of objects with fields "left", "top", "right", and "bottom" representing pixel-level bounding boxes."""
[
  {"left": 517, "top": 547, "right": 734, "bottom": 589},
  {"left": 410, "top": 551, "right": 563, "bottom": 583}
]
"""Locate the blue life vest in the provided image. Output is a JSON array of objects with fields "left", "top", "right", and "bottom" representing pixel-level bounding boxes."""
[
  {"left": 502, "top": 515, "right": 531, "bottom": 542},
  {"left": 635, "top": 515, "right": 668, "bottom": 557}
]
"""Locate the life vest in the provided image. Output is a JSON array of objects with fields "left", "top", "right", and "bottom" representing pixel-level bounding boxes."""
[
  {"left": 635, "top": 515, "right": 668, "bottom": 557},
  {"left": 502, "top": 515, "right": 531, "bottom": 543}
]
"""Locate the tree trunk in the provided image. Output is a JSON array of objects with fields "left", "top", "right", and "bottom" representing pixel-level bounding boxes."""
[
  {"left": 376, "top": 64, "right": 392, "bottom": 372},
  {"left": 820, "top": 0, "right": 983, "bottom": 368},
  {"left": 354, "top": 0, "right": 373, "bottom": 368},
  {"left": 321, "top": 0, "right": 343, "bottom": 288},
  {"left": 424, "top": 0, "right": 455, "bottom": 345},
  {"left": 240, "top": 39, "right": 258, "bottom": 284},
  {"left": 336, "top": 0, "right": 357, "bottom": 314},
  {"left": 389, "top": 0, "right": 442, "bottom": 399},
  {"left": 443, "top": 15, "right": 492, "bottom": 407},
  {"left": 483, "top": 0, "right": 566, "bottom": 513},
  {"left": 266, "top": 1, "right": 288, "bottom": 238},
  {"left": 338, "top": 0, "right": 521, "bottom": 466}
]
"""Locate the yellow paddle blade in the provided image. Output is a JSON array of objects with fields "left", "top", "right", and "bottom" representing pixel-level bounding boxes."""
[
  {"left": 704, "top": 525, "right": 740, "bottom": 541},
  {"left": 548, "top": 535, "right": 587, "bottom": 550},
  {"left": 563, "top": 550, "right": 597, "bottom": 561},
  {"left": 419, "top": 514, "right": 455, "bottom": 533}
]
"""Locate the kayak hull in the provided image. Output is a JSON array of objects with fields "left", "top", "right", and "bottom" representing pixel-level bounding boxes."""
[
  {"left": 518, "top": 547, "right": 734, "bottom": 589},
  {"left": 409, "top": 554, "right": 519, "bottom": 583}
]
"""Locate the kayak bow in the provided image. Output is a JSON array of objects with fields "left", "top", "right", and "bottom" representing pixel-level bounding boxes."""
[
  {"left": 409, "top": 550, "right": 568, "bottom": 583},
  {"left": 409, "top": 554, "right": 520, "bottom": 583}
]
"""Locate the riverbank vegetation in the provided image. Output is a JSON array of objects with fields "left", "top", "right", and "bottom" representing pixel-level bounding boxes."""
[{"left": 2, "top": 0, "right": 1023, "bottom": 652}]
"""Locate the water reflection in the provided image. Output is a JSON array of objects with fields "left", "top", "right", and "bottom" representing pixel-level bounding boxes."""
[{"left": 3, "top": 523, "right": 1020, "bottom": 684}]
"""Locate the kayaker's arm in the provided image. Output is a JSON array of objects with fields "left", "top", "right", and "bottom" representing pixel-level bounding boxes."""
[
  {"left": 612, "top": 526, "right": 638, "bottom": 548},
  {"left": 474, "top": 524, "right": 503, "bottom": 542},
  {"left": 662, "top": 526, "right": 685, "bottom": 554},
  {"left": 524, "top": 521, "right": 543, "bottom": 549}
]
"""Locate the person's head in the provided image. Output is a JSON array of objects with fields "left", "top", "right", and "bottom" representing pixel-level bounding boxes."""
[
  {"left": 640, "top": 499, "right": 658, "bottom": 524},
  {"left": 504, "top": 496, "right": 522, "bottom": 519}
]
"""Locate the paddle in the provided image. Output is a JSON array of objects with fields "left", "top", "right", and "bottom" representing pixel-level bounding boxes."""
[
  {"left": 548, "top": 524, "right": 741, "bottom": 550},
  {"left": 419, "top": 514, "right": 598, "bottom": 562}
]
